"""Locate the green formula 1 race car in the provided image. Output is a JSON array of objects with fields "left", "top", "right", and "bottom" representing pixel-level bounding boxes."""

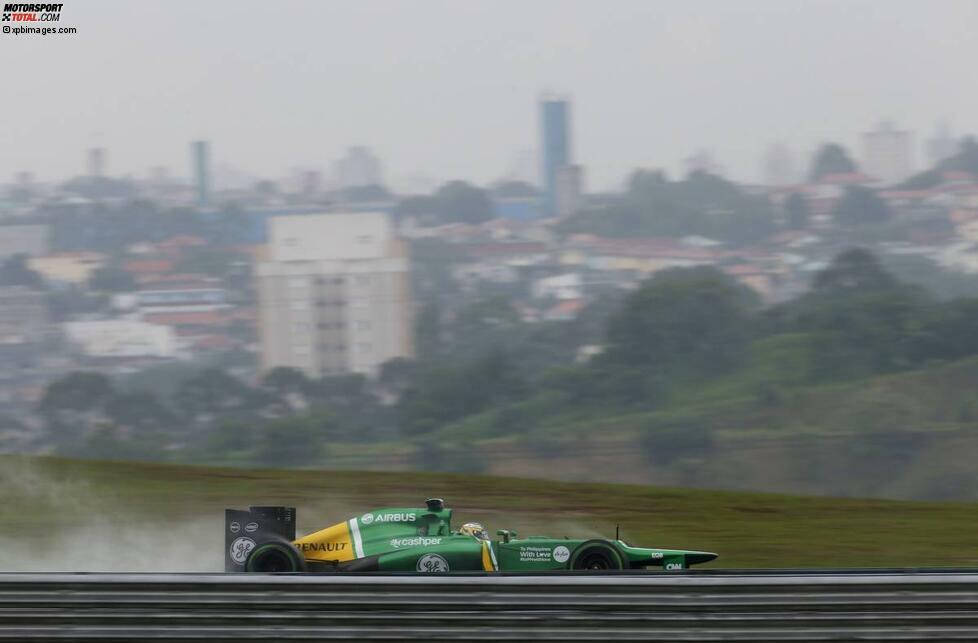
[{"left": 224, "top": 498, "right": 717, "bottom": 573}]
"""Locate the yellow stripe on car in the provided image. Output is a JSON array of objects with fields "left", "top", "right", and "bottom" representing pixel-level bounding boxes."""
[
  {"left": 481, "top": 540, "right": 497, "bottom": 571},
  {"left": 292, "top": 520, "right": 356, "bottom": 562}
]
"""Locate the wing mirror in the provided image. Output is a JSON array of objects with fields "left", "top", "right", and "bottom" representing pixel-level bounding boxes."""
[{"left": 496, "top": 529, "right": 517, "bottom": 543}]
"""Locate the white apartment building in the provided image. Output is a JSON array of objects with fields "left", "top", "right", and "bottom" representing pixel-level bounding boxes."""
[{"left": 257, "top": 212, "right": 412, "bottom": 377}]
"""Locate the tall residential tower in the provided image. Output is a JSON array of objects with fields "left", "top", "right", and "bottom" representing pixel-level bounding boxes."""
[{"left": 257, "top": 212, "right": 412, "bottom": 377}]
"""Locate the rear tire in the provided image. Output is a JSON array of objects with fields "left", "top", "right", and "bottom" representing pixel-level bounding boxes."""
[
  {"left": 570, "top": 540, "right": 624, "bottom": 571},
  {"left": 245, "top": 541, "right": 306, "bottom": 573}
]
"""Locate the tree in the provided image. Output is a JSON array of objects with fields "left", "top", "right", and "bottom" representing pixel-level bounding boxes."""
[
  {"left": 397, "top": 349, "right": 527, "bottom": 435},
  {"left": 173, "top": 369, "right": 277, "bottom": 422},
  {"left": 563, "top": 168, "right": 776, "bottom": 246},
  {"left": 813, "top": 248, "right": 897, "bottom": 293},
  {"left": 253, "top": 417, "right": 329, "bottom": 467},
  {"left": 432, "top": 181, "right": 493, "bottom": 224},
  {"left": 261, "top": 366, "right": 312, "bottom": 396},
  {"left": 204, "top": 419, "right": 255, "bottom": 455},
  {"left": 491, "top": 180, "right": 539, "bottom": 198},
  {"left": 103, "top": 391, "right": 175, "bottom": 430},
  {"left": 603, "top": 267, "right": 760, "bottom": 377},
  {"left": 88, "top": 266, "right": 136, "bottom": 292},
  {"left": 641, "top": 414, "right": 714, "bottom": 466},
  {"left": 341, "top": 184, "right": 392, "bottom": 202},
  {"left": 784, "top": 193, "right": 810, "bottom": 229},
  {"left": 896, "top": 136, "right": 978, "bottom": 190},
  {"left": 395, "top": 195, "right": 437, "bottom": 222},
  {"left": 832, "top": 186, "right": 891, "bottom": 226},
  {"left": 378, "top": 357, "right": 418, "bottom": 392},
  {"left": 40, "top": 372, "right": 115, "bottom": 438},
  {"left": 944, "top": 136, "right": 978, "bottom": 174},
  {"left": 778, "top": 250, "right": 931, "bottom": 379},
  {"left": 207, "top": 203, "right": 253, "bottom": 246},
  {"left": 40, "top": 372, "right": 113, "bottom": 414},
  {"left": 72, "top": 422, "right": 154, "bottom": 461},
  {"left": 414, "top": 300, "right": 442, "bottom": 360},
  {"left": 809, "top": 144, "right": 858, "bottom": 181}
]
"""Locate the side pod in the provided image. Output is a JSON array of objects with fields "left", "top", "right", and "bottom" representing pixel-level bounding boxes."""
[{"left": 224, "top": 506, "right": 296, "bottom": 572}]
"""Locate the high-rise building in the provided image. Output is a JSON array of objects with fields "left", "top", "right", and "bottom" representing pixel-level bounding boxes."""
[
  {"left": 257, "top": 212, "right": 412, "bottom": 377},
  {"left": 926, "top": 121, "right": 957, "bottom": 167},
  {"left": 763, "top": 143, "right": 796, "bottom": 186},
  {"left": 684, "top": 149, "right": 723, "bottom": 177},
  {"left": 335, "top": 147, "right": 383, "bottom": 190},
  {"left": 555, "top": 164, "right": 585, "bottom": 218},
  {"left": 192, "top": 140, "right": 210, "bottom": 207},
  {"left": 87, "top": 148, "right": 105, "bottom": 179},
  {"left": 540, "top": 97, "right": 571, "bottom": 216},
  {"left": 862, "top": 121, "right": 913, "bottom": 185}
]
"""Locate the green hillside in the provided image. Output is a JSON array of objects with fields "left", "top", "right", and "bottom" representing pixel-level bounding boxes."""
[
  {"left": 316, "top": 355, "right": 978, "bottom": 500},
  {"left": 1, "top": 456, "right": 976, "bottom": 570}
]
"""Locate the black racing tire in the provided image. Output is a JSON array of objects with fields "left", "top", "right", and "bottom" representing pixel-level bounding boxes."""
[
  {"left": 569, "top": 540, "right": 624, "bottom": 571},
  {"left": 245, "top": 541, "right": 307, "bottom": 573}
]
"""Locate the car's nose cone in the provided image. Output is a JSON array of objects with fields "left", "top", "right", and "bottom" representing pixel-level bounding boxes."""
[{"left": 686, "top": 551, "right": 718, "bottom": 564}]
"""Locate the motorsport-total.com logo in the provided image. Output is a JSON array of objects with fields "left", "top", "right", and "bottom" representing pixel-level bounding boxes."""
[{"left": 2, "top": 3, "right": 63, "bottom": 22}]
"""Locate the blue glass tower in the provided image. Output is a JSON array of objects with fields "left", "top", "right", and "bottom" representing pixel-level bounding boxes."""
[{"left": 540, "top": 98, "right": 571, "bottom": 216}]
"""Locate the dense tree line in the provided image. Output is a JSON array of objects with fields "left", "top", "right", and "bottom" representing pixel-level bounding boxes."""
[
  {"left": 560, "top": 170, "right": 779, "bottom": 245},
  {"left": 42, "top": 201, "right": 252, "bottom": 252}
]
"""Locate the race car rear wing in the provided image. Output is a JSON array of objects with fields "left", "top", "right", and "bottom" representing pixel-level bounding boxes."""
[{"left": 225, "top": 506, "right": 296, "bottom": 572}]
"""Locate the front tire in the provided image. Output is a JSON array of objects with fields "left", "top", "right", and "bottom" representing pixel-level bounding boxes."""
[
  {"left": 569, "top": 540, "right": 624, "bottom": 571},
  {"left": 245, "top": 541, "right": 306, "bottom": 573}
]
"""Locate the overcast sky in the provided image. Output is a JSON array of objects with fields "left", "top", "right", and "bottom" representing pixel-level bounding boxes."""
[{"left": 2, "top": 0, "right": 976, "bottom": 191}]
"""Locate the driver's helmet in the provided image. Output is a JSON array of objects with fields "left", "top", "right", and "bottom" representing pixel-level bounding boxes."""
[{"left": 459, "top": 522, "right": 489, "bottom": 540}]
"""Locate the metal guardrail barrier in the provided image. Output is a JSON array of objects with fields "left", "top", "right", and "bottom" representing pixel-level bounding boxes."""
[{"left": 2, "top": 570, "right": 978, "bottom": 640}]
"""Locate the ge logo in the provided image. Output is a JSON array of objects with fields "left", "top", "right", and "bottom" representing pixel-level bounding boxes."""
[
  {"left": 552, "top": 545, "right": 570, "bottom": 563},
  {"left": 229, "top": 537, "right": 256, "bottom": 564},
  {"left": 360, "top": 513, "right": 374, "bottom": 525},
  {"left": 416, "top": 553, "right": 450, "bottom": 572}
]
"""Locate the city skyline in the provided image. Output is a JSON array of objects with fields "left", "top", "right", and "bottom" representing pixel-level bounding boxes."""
[
  {"left": 6, "top": 116, "right": 966, "bottom": 196},
  {"left": 1, "top": 0, "right": 976, "bottom": 191}
]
